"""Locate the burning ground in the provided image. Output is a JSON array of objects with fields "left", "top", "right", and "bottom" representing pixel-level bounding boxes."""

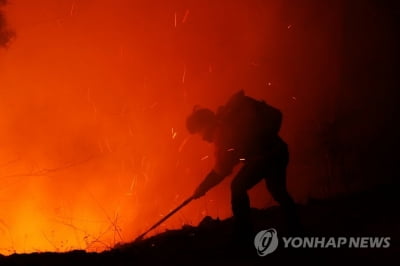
[{"left": 0, "top": 184, "right": 399, "bottom": 265}]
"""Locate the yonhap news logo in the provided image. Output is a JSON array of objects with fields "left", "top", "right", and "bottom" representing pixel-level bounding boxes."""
[
  {"left": 254, "top": 228, "right": 391, "bottom": 256},
  {"left": 254, "top": 228, "right": 279, "bottom": 256}
]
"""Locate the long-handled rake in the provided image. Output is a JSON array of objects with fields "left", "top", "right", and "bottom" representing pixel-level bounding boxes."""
[{"left": 134, "top": 196, "right": 194, "bottom": 242}]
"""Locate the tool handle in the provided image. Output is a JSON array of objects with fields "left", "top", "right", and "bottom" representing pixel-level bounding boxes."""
[{"left": 135, "top": 196, "right": 194, "bottom": 242}]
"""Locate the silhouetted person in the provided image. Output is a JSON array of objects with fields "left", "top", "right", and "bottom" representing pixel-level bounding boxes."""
[{"left": 186, "top": 90, "right": 300, "bottom": 243}]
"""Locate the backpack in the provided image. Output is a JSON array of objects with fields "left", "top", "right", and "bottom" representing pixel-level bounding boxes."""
[{"left": 216, "top": 91, "right": 282, "bottom": 143}]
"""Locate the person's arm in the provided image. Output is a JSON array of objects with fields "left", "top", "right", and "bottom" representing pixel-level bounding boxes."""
[
  {"left": 193, "top": 170, "right": 225, "bottom": 199},
  {"left": 193, "top": 130, "right": 239, "bottom": 199}
]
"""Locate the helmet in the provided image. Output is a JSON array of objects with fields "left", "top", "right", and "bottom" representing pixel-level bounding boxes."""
[{"left": 186, "top": 106, "right": 216, "bottom": 134}]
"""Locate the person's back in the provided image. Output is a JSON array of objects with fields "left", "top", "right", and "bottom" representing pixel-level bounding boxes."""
[
  {"left": 211, "top": 91, "right": 285, "bottom": 177},
  {"left": 215, "top": 90, "right": 283, "bottom": 156}
]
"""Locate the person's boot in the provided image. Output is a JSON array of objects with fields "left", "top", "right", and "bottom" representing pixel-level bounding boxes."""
[
  {"left": 231, "top": 218, "right": 256, "bottom": 258},
  {"left": 285, "top": 206, "right": 304, "bottom": 236}
]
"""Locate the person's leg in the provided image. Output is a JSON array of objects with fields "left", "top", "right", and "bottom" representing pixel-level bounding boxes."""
[
  {"left": 230, "top": 162, "right": 265, "bottom": 242},
  {"left": 265, "top": 141, "right": 302, "bottom": 234},
  {"left": 265, "top": 168, "right": 301, "bottom": 229}
]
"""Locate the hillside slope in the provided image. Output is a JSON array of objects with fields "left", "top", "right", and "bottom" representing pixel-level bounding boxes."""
[{"left": 1, "top": 184, "right": 399, "bottom": 266}]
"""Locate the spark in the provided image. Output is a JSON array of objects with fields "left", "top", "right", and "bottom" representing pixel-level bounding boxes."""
[
  {"left": 141, "top": 171, "right": 148, "bottom": 186},
  {"left": 227, "top": 148, "right": 235, "bottom": 152},
  {"left": 182, "top": 9, "right": 190, "bottom": 23},
  {"left": 201, "top": 155, "right": 209, "bottom": 161},
  {"left": 292, "top": 96, "right": 297, "bottom": 101},
  {"left": 70, "top": 1, "right": 75, "bottom": 16},
  {"left": 178, "top": 136, "right": 190, "bottom": 152},
  {"left": 267, "top": 82, "right": 272, "bottom": 86},
  {"left": 171, "top": 128, "right": 177, "bottom": 139},
  {"left": 287, "top": 24, "right": 292, "bottom": 29},
  {"left": 182, "top": 64, "right": 186, "bottom": 83},
  {"left": 127, "top": 175, "right": 137, "bottom": 196},
  {"left": 174, "top": 12, "right": 177, "bottom": 28},
  {"left": 239, "top": 158, "right": 246, "bottom": 161}
]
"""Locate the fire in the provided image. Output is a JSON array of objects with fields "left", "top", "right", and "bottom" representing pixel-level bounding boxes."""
[{"left": 0, "top": 0, "right": 291, "bottom": 255}]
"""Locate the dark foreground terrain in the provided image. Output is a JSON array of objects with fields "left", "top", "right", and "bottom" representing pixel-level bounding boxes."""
[{"left": 1, "top": 184, "right": 399, "bottom": 266}]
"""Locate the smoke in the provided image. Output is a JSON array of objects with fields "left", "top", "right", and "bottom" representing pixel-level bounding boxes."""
[{"left": 0, "top": 0, "right": 14, "bottom": 47}]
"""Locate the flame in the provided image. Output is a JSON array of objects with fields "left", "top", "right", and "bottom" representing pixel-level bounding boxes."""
[{"left": 0, "top": 0, "right": 306, "bottom": 255}]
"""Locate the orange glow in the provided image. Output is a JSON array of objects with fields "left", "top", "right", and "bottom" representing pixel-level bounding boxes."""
[{"left": 0, "top": 0, "right": 343, "bottom": 255}]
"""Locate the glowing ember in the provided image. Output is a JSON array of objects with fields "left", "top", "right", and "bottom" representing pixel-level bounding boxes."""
[
  {"left": 201, "top": 155, "right": 209, "bottom": 161},
  {"left": 182, "top": 64, "right": 187, "bottom": 84},
  {"left": 171, "top": 128, "right": 178, "bottom": 139},
  {"left": 182, "top": 9, "right": 190, "bottom": 23},
  {"left": 70, "top": 2, "right": 75, "bottom": 16},
  {"left": 174, "top": 11, "right": 177, "bottom": 28}
]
